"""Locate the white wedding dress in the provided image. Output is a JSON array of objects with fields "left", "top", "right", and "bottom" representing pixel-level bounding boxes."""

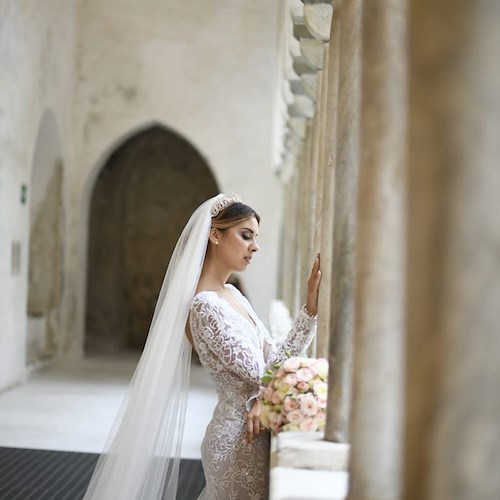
[{"left": 189, "top": 284, "right": 316, "bottom": 499}]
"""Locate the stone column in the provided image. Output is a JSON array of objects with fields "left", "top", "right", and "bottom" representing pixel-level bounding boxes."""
[
  {"left": 308, "top": 69, "right": 323, "bottom": 265},
  {"left": 404, "top": 1, "right": 500, "bottom": 499},
  {"left": 325, "top": 0, "right": 362, "bottom": 444},
  {"left": 347, "top": 1, "right": 406, "bottom": 499},
  {"left": 317, "top": 8, "right": 340, "bottom": 359},
  {"left": 288, "top": 145, "right": 303, "bottom": 314},
  {"left": 299, "top": 125, "right": 314, "bottom": 308},
  {"left": 280, "top": 173, "right": 296, "bottom": 312}
]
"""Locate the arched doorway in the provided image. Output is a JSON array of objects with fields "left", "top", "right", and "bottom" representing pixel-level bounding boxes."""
[
  {"left": 85, "top": 125, "right": 218, "bottom": 353},
  {"left": 26, "top": 110, "right": 64, "bottom": 364}
]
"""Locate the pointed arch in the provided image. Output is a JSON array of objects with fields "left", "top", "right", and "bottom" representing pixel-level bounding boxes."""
[{"left": 84, "top": 123, "right": 218, "bottom": 352}]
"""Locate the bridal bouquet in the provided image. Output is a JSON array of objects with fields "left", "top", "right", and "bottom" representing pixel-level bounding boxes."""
[{"left": 259, "top": 357, "right": 328, "bottom": 433}]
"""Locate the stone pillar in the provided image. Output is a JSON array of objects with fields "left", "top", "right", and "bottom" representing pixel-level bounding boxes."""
[
  {"left": 317, "top": 8, "right": 340, "bottom": 359},
  {"left": 404, "top": 1, "right": 500, "bottom": 499},
  {"left": 306, "top": 70, "right": 324, "bottom": 356},
  {"left": 325, "top": 0, "right": 362, "bottom": 444},
  {"left": 280, "top": 174, "right": 297, "bottom": 312},
  {"left": 347, "top": 1, "right": 406, "bottom": 499},
  {"left": 308, "top": 69, "right": 323, "bottom": 265},
  {"left": 299, "top": 125, "right": 314, "bottom": 308}
]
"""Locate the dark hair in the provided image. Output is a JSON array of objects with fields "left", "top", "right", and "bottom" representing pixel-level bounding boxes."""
[{"left": 211, "top": 202, "right": 260, "bottom": 230}]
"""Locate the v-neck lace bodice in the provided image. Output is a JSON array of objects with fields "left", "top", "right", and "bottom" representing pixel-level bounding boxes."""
[{"left": 189, "top": 284, "right": 317, "bottom": 499}]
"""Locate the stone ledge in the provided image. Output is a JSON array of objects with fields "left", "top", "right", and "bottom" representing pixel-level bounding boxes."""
[
  {"left": 274, "top": 431, "right": 350, "bottom": 471},
  {"left": 270, "top": 466, "right": 348, "bottom": 500}
]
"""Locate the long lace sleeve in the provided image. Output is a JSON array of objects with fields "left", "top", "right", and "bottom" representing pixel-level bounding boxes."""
[
  {"left": 190, "top": 294, "right": 264, "bottom": 386},
  {"left": 268, "top": 306, "right": 317, "bottom": 366},
  {"left": 243, "top": 306, "right": 317, "bottom": 411}
]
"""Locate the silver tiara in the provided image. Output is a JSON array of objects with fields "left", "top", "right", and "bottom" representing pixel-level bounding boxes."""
[{"left": 211, "top": 193, "right": 242, "bottom": 217}]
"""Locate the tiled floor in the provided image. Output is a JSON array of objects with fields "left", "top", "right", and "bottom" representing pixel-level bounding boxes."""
[{"left": 0, "top": 353, "right": 217, "bottom": 459}]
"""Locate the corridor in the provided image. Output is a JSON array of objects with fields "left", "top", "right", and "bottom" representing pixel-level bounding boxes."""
[{"left": 0, "top": 354, "right": 217, "bottom": 457}]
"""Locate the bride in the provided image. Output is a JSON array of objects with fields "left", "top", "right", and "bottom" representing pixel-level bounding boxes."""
[{"left": 83, "top": 193, "right": 321, "bottom": 499}]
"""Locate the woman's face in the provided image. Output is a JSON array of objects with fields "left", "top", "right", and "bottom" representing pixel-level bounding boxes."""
[{"left": 217, "top": 217, "right": 260, "bottom": 272}]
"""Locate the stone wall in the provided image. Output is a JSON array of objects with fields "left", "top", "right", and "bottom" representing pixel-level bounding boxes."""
[
  {"left": 67, "top": 0, "right": 283, "bottom": 354},
  {"left": 0, "top": 0, "right": 284, "bottom": 390},
  {"left": 86, "top": 125, "right": 218, "bottom": 352},
  {"left": 0, "top": 0, "right": 77, "bottom": 389}
]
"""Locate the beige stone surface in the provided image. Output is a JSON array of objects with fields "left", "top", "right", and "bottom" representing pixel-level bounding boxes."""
[
  {"left": 347, "top": 1, "right": 407, "bottom": 499},
  {"left": 270, "top": 467, "right": 348, "bottom": 500},
  {"left": 325, "top": 0, "right": 362, "bottom": 444},
  {"left": 274, "top": 432, "right": 350, "bottom": 472},
  {"left": 404, "top": 1, "right": 500, "bottom": 499},
  {"left": 315, "top": 43, "right": 334, "bottom": 359},
  {"left": 0, "top": 0, "right": 77, "bottom": 389},
  {"left": 304, "top": 4, "right": 334, "bottom": 42},
  {"left": 317, "top": 15, "right": 340, "bottom": 360}
]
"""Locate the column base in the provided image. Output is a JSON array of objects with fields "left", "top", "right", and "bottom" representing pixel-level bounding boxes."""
[{"left": 270, "top": 432, "right": 350, "bottom": 500}]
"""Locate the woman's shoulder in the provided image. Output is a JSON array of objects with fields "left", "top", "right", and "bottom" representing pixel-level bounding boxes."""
[
  {"left": 190, "top": 290, "right": 223, "bottom": 314},
  {"left": 191, "top": 289, "right": 217, "bottom": 305},
  {"left": 190, "top": 290, "right": 228, "bottom": 330}
]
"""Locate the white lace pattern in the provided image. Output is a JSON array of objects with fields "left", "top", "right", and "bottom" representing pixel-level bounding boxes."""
[{"left": 189, "top": 284, "right": 316, "bottom": 499}]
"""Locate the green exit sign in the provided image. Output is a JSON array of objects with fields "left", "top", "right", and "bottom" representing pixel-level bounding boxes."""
[{"left": 21, "top": 184, "right": 27, "bottom": 204}]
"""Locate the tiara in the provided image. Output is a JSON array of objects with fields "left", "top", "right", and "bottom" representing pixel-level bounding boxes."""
[{"left": 211, "top": 193, "right": 242, "bottom": 217}]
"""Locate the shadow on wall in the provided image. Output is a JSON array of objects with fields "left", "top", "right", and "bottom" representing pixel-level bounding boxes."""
[
  {"left": 27, "top": 109, "right": 65, "bottom": 366},
  {"left": 85, "top": 125, "right": 218, "bottom": 354}
]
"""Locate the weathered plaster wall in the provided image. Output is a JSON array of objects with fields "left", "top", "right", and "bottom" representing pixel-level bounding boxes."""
[
  {"left": 0, "top": 0, "right": 77, "bottom": 389},
  {"left": 67, "top": 0, "right": 282, "bottom": 353},
  {"left": 0, "top": 0, "right": 284, "bottom": 388}
]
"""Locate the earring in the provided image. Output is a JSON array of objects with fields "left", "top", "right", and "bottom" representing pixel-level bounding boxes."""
[{"left": 216, "top": 241, "right": 219, "bottom": 245}]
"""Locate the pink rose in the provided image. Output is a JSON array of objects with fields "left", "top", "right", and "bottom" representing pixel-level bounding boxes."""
[
  {"left": 298, "top": 358, "right": 314, "bottom": 367},
  {"left": 271, "top": 391, "right": 283, "bottom": 405},
  {"left": 314, "top": 411, "right": 326, "bottom": 423},
  {"left": 297, "top": 381, "right": 309, "bottom": 391},
  {"left": 283, "top": 358, "right": 301, "bottom": 372},
  {"left": 299, "top": 418, "right": 319, "bottom": 432},
  {"left": 287, "top": 409, "right": 305, "bottom": 425},
  {"left": 309, "top": 358, "right": 327, "bottom": 376},
  {"left": 296, "top": 368, "right": 313, "bottom": 383},
  {"left": 312, "top": 381, "right": 328, "bottom": 399},
  {"left": 315, "top": 411, "right": 327, "bottom": 431},
  {"left": 300, "top": 394, "right": 319, "bottom": 416},
  {"left": 318, "top": 398, "right": 327, "bottom": 409},
  {"left": 283, "top": 396, "right": 300, "bottom": 412},
  {"left": 284, "top": 373, "right": 298, "bottom": 386}
]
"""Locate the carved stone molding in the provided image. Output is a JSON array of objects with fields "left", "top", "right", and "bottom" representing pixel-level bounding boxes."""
[{"left": 304, "top": 3, "right": 333, "bottom": 41}]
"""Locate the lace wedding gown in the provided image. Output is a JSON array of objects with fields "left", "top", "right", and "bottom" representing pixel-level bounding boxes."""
[{"left": 189, "top": 284, "right": 317, "bottom": 500}]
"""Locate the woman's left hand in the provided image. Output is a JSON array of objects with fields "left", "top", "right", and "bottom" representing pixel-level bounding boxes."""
[
  {"left": 246, "top": 399, "right": 265, "bottom": 445},
  {"left": 305, "top": 253, "right": 322, "bottom": 316}
]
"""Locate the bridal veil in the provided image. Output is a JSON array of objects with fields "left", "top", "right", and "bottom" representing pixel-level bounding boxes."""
[{"left": 84, "top": 195, "right": 221, "bottom": 499}]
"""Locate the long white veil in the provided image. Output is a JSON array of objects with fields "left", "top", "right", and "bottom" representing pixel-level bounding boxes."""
[{"left": 84, "top": 195, "right": 219, "bottom": 500}]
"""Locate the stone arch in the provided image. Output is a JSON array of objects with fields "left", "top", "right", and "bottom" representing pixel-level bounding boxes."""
[
  {"left": 85, "top": 124, "right": 218, "bottom": 353},
  {"left": 26, "top": 109, "right": 64, "bottom": 364}
]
